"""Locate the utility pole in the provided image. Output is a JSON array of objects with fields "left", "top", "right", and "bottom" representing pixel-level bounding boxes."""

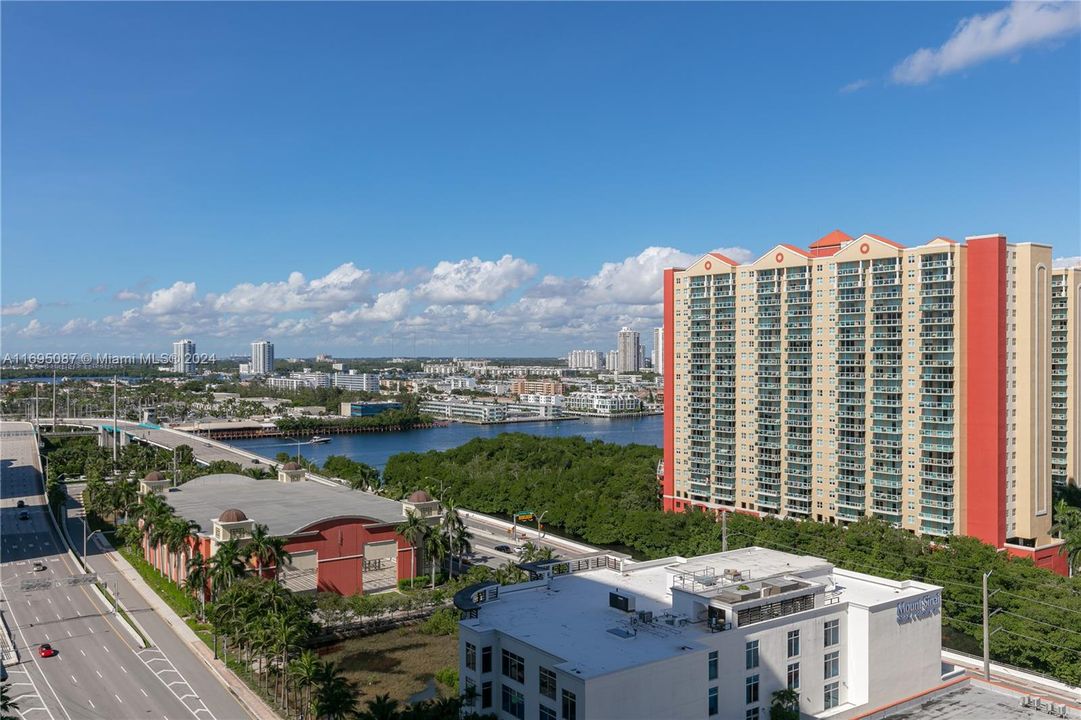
[
  {"left": 721, "top": 511, "right": 728, "bottom": 553},
  {"left": 982, "top": 570, "right": 992, "bottom": 681},
  {"left": 52, "top": 368, "right": 57, "bottom": 429}
]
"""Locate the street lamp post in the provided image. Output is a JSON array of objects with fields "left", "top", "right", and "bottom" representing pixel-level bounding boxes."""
[{"left": 537, "top": 510, "right": 549, "bottom": 539}]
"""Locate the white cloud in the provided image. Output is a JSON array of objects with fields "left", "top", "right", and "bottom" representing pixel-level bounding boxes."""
[
  {"left": 416, "top": 255, "right": 537, "bottom": 304},
  {"left": 1, "top": 298, "right": 40, "bottom": 316},
  {"left": 144, "top": 281, "right": 198, "bottom": 315},
  {"left": 1054, "top": 256, "right": 1080, "bottom": 269},
  {"left": 59, "top": 318, "right": 99, "bottom": 335},
  {"left": 213, "top": 263, "right": 371, "bottom": 313},
  {"left": 892, "top": 1, "right": 1081, "bottom": 85},
  {"left": 839, "top": 79, "right": 871, "bottom": 94},
  {"left": 114, "top": 289, "right": 144, "bottom": 302},
  {"left": 326, "top": 289, "right": 412, "bottom": 325},
  {"left": 4, "top": 244, "right": 755, "bottom": 352},
  {"left": 17, "top": 319, "right": 46, "bottom": 337}
]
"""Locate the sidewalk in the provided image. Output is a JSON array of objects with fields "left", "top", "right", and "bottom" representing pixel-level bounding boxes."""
[{"left": 95, "top": 537, "right": 282, "bottom": 720}]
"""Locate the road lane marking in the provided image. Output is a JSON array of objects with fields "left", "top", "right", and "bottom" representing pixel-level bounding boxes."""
[
  {"left": 114, "top": 694, "right": 122, "bottom": 703},
  {"left": 141, "top": 689, "right": 148, "bottom": 697},
  {"left": 120, "top": 665, "right": 127, "bottom": 674},
  {"left": 88, "top": 699, "right": 94, "bottom": 709},
  {"left": 102, "top": 645, "right": 108, "bottom": 652},
  {"left": 65, "top": 630, "right": 72, "bottom": 637},
  {"left": 79, "top": 649, "right": 85, "bottom": 657},
  {"left": 69, "top": 676, "right": 76, "bottom": 685},
  {"left": 96, "top": 671, "right": 102, "bottom": 679}
]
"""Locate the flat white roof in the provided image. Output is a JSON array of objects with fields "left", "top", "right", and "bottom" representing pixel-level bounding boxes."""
[{"left": 464, "top": 547, "right": 938, "bottom": 679}]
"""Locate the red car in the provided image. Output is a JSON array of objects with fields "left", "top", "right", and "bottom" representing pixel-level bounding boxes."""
[{"left": 38, "top": 644, "right": 57, "bottom": 658}]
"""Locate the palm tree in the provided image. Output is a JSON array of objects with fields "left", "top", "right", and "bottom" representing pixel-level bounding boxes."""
[
  {"left": 289, "top": 649, "right": 320, "bottom": 720},
  {"left": 264, "top": 536, "right": 292, "bottom": 582},
  {"left": 184, "top": 550, "right": 210, "bottom": 619},
  {"left": 494, "top": 561, "right": 526, "bottom": 586},
  {"left": 396, "top": 511, "right": 429, "bottom": 589},
  {"left": 441, "top": 501, "right": 470, "bottom": 580},
  {"left": 424, "top": 529, "right": 450, "bottom": 589},
  {"left": 270, "top": 611, "right": 305, "bottom": 712},
  {"left": 1, "top": 682, "right": 20, "bottom": 720},
  {"left": 165, "top": 517, "right": 201, "bottom": 584},
  {"left": 1051, "top": 500, "right": 1081, "bottom": 575},
  {"left": 247, "top": 523, "right": 273, "bottom": 580},
  {"left": 451, "top": 524, "right": 473, "bottom": 579},
  {"left": 770, "top": 688, "right": 800, "bottom": 720},
  {"left": 311, "top": 661, "right": 357, "bottom": 720},
  {"left": 356, "top": 693, "right": 399, "bottom": 720},
  {"left": 135, "top": 493, "right": 172, "bottom": 568},
  {"left": 113, "top": 479, "right": 139, "bottom": 524},
  {"left": 210, "top": 539, "right": 246, "bottom": 596}
]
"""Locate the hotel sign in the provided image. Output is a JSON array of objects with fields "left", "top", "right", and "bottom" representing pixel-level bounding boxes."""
[{"left": 896, "top": 593, "right": 941, "bottom": 625}]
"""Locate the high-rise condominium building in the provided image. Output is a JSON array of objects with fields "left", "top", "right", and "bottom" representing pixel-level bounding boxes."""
[
  {"left": 251, "top": 340, "right": 275, "bottom": 376},
  {"left": 172, "top": 339, "right": 196, "bottom": 375},
  {"left": 652, "top": 327, "right": 664, "bottom": 375},
  {"left": 567, "top": 349, "right": 604, "bottom": 370},
  {"left": 606, "top": 350, "right": 619, "bottom": 372},
  {"left": 617, "top": 327, "right": 641, "bottom": 373},
  {"left": 662, "top": 231, "right": 1072, "bottom": 574},
  {"left": 1051, "top": 265, "right": 1080, "bottom": 490}
]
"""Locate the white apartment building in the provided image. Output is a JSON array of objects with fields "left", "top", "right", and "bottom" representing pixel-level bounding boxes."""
[
  {"left": 419, "top": 398, "right": 508, "bottom": 423},
  {"left": 605, "top": 351, "right": 619, "bottom": 373},
  {"left": 617, "top": 327, "right": 641, "bottom": 373},
  {"left": 564, "top": 391, "right": 642, "bottom": 416},
  {"left": 517, "top": 394, "right": 564, "bottom": 418},
  {"left": 333, "top": 371, "right": 381, "bottom": 392},
  {"left": 456, "top": 547, "right": 944, "bottom": 720},
  {"left": 172, "top": 339, "right": 196, "bottom": 375},
  {"left": 448, "top": 376, "right": 479, "bottom": 391},
  {"left": 652, "top": 327, "right": 664, "bottom": 376},
  {"left": 568, "top": 350, "right": 604, "bottom": 370},
  {"left": 250, "top": 340, "right": 274, "bottom": 375},
  {"left": 266, "top": 371, "right": 331, "bottom": 391}
]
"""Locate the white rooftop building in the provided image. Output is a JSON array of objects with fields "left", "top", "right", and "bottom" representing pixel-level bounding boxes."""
[{"left": 455, "top": 547, "right": 944, "bottom": 720}]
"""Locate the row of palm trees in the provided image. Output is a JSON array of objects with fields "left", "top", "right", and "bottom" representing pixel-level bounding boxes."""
[
  {"left": 396, "top": 501, "right": 473, "bottom": 589},
  {"left": 115, "top": 492, "right": 349, "bottom": 719}
]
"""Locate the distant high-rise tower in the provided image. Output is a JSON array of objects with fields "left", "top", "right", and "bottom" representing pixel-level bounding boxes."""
[
  {"left": 652, "top": 327, "right": 664, "bottom": 375},
  {"left": 567, "top": 350, "right": 603, "bottom": 370},
  {"left": 606, "top": 350, "right": 618, "bottom": 371},
  {"left": 172, "top": 339, "right": 196, "bottom": 375},
  {"left": 616, "top": 327, "right": 640, "bottom": 373},
  {"left": 251, "top": 340, "right": 275, "bottom": 376}
]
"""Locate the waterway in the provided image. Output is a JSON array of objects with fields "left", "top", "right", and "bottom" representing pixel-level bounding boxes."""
[{"left": 228, "top": 414, "right": 662, "bottom": 469}]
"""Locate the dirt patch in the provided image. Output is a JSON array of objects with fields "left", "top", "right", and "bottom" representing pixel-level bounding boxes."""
[{"left": 318, "top": 626, "right": 458, "bottom": 703}]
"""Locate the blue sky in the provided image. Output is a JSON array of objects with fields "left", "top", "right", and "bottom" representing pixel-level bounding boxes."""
[{"left": 2, "top": 2, "right": 1079, "bottom": 357}]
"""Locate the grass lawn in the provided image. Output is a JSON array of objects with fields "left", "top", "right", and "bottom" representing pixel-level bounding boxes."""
[{"left": 319, "top": 626, "right": 459, "bottom": 703}]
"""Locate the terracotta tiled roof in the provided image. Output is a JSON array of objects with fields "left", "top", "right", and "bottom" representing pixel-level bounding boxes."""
[{"left": 809, "top": 229, "right": 852, "bottom": 248}]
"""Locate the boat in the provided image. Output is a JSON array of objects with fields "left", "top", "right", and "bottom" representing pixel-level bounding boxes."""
[{"left": 309, "top": 436, "right": 331, "bottom": 444}]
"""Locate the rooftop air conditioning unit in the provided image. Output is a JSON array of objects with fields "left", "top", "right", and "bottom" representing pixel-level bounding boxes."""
[
  {"left": 637, "top": 610, "right": 653, "bottom": 624},
  {"left": 609, "top": 592, "right": 635, "bottom": 613}
]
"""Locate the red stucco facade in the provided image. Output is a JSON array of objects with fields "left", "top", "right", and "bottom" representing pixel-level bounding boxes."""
[{"left": 965, "top": 235, "right": 1008, "bottom": 547}]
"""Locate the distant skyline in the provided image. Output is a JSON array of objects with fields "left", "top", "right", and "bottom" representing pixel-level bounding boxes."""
[{"left": 3, "top": 2, "right": 1079, "bottom": 356}]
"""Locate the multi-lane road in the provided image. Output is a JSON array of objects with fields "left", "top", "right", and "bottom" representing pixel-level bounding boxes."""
[{"left": 1, "top": 421, "right": 250, "bottom": 720}]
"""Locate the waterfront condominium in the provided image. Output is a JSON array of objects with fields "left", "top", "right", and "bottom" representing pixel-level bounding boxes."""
[
  {"left": 172, "top": 339, "right": 196, "bottom": 375},
  {"left": 662, "top": 231, "right": 1075, "bottom": 573},
  {"left": 617, "top": 327, "right": 641, "bottom": 373},
  {"left": 251, "top": 340, "right": 274, "bottom": 375},
  {"left": 652, "top": 327, "right": 664, "bottom": 376}
]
